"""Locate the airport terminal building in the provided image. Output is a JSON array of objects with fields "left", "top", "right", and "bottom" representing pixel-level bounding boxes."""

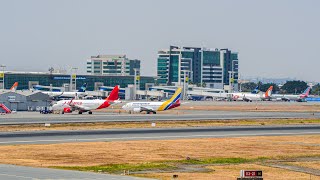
[{"left": 2, "top": 71, "right": 155, "bottom": 91}]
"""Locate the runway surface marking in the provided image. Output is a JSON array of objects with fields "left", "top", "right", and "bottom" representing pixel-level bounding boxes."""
[
  {"left": 0, "top": 173, "right": 32, "bottom": 179},
  {"left": 1, "top": 131, "right": 319, "bottom": 144}
]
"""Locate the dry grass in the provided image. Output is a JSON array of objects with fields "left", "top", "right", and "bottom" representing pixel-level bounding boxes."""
[
  {"left": 0, "top": 135, "right": 319, "bottom": 167},
  {"left": 0, "top": 119, "right": 319, "bottom": 132},
  {"left": 135, "top": 164, "right": 315, "bottom": 180}
]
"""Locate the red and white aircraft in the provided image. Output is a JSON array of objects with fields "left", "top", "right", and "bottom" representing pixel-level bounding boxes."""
[{"left": 52, "top": 85, "right": 120, "bottom": 114}]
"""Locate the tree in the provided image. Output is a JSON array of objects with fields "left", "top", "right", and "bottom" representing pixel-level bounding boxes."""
[
  {"left": 311, "top": 84, "right": 320, "bottom": 96},
  {"left": 281, "top": 80, "right": 308, "bottom": 94},
  {"left": 240, "top": 82, "right": 257, "bottom": 92}
]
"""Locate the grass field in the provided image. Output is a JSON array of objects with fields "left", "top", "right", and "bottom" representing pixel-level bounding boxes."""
[{"left": 0, "top": 135, "right": 319, "bottom": 179}]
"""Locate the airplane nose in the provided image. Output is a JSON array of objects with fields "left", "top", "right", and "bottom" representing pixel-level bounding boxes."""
[{"left": 52, "top": 104, "right": 59, "bottom": 110}]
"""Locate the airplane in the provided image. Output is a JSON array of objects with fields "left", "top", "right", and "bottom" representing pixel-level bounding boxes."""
[
  {"left": 41, "top": 83, "right": 87, "bottom": 99},
  {"left": 271, "top": 87, "right": 311, "bottom": 102},
  {"left": 122, "top": 88, "right": 182, "bottom": 114},
  {"left": 52, "top": 85, "right": 120, "bottom": 114},
  {"left": 232, "top": 86, "right": 273, "bottom": 102},
  {"left": 0, "top": 82, "right": 18, "bottom": 93}
]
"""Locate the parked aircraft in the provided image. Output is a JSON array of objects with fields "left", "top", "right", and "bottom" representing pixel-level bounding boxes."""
[
  {"left": 0, "top": 82, "right": 18, "bottom": 93},
  {"left": 232, "top": 86, "right": 273, "bottom": 102},
  {"left": 52, "top": 85, "right": 120, "bottom": 114},
  {"left": 42, "top": 83, "right": 87, "bottom": 98},
  {"left": 271, "top": 87, "right": 311, "bottom": 102},
  {"left": 122, "top": 88, "right": 181, "bottom": 114}
]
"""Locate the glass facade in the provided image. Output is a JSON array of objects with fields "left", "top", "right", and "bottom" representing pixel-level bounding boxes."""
[
  {"left": 222, "top": 50, "right": 239, "bottom": 85},
  {"left": 203, "top": 51, "right": 220, "bottom": 66},
  {"left": 169, "top": 55, "right": 179, "bottom": 83},
  {"left": 157, "top": 46, "right": 238, "bottom": 88},
  {"left": 3, "top": 73, "right": 155, "bottom": 90},
  {"left": 157, "top": 57, "right": 169, "bottom": 84},
  {"left": 87, "top": 55, "right": 141, "bottom": 76}
]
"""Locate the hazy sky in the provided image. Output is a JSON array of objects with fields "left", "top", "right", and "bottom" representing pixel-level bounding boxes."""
[{"left": 1, "top": 0, "right": 319, "bottom": 81}]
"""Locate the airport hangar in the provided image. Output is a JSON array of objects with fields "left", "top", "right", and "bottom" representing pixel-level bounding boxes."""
[{"left": 0, "top": 91, "right": 51, "bottom": 111}]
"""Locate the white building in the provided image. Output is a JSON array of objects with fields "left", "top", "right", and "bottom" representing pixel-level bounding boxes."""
[{"left": 87, "top": 55, "right": 140, "bottom": 76}]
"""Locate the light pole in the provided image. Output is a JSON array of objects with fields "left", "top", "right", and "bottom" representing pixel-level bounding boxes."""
[
  {"left": 133, "top": 68, "right": 140, "bottom": 100},
  {"left": 181, "top": 70, "right": 190, "bottom": 100},
  {"left": 70, "top": 67, "right": 78, "bottom": 91},
  {"left": 0, "top": 65, "right": 6, "bottom": 90}
]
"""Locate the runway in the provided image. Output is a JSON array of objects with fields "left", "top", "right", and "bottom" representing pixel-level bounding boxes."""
[
  {"left": 0, "top": 164, "right": 149, "bottom": 180},
  {"left": 0, "top": 125, "right": 319, "bottom": 145},
  {"left": 0, "top": 110, "right": 319, "bottom": 125}
]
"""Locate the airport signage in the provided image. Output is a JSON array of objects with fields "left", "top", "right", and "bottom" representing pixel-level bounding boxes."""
[
  {"left": 240, "top": 170, "right": 262, "bottom": 177},
  {"left": 53, "top": 76, "right": 86, "bottom": 80},
  {"left": 8, "top": 96, "right": 16, "bottom": 102},
  {"left": 0, "top": 73, "right": 4, "bottom": 78}
]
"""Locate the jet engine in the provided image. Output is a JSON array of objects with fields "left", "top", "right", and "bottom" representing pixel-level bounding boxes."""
[
  {"left": 133, "top": 108, "right": 141, "bottom": 113},
  {"left": 63, "top": 107, "right": 72, "bottom": 113}
]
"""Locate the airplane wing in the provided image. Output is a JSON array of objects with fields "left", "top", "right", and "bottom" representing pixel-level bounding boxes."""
[
  {"left": 70, "top": 104, "right": 91, "bottom": 111},
  {"left": 243, "top": 95, "right": 252, "bottom": 102},
  {"left": 68, "top": 100, "right": 91, "bottom": 111},
  {"left": 140, "top": 106, "right": 155, "bottom": 111}
]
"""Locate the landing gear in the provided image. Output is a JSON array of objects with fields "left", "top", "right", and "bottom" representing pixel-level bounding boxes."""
[
  {"left": 88, "top": 111, "right": 93, "bottom": 114},
  {"left": 78, "top": 111, "right": 83, "bottom": 114},
  {"left": 147, "top": 111, "right": 156, "bottom": 114}
]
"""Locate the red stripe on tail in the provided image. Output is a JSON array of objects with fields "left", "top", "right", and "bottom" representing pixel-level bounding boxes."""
[
  {"left": 10, "top": 82, "right": 18, "bottom": 91},
  {"left": 106, "top": 85, "right": 119, "bottom": 101}
]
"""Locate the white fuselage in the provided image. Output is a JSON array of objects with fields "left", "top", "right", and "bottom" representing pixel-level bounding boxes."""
[
  {"left": 271, "top": 94, "right": 301, "bottom": 101},
  {"left": 122, "top": 102, "right": 163, "bottom": 111},
  {"left": 52, "top": 99, "right": 107, "bottom": 111},
  {"left": 42, "top": 91, "right": 87, "bottom": 98},
  {"left": 232, "top": 93, "right": 267, "bottom": 101}
]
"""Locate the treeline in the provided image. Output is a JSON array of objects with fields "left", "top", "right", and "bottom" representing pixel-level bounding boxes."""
[{"left": 241, "top": 80, "right": 320, "bottom": 95}]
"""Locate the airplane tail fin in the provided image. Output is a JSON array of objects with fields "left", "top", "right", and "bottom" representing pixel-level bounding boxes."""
[
  {"left": 10, "top": 82, "right": 18, "bottom": 91},
  {"left": 265, "top": 86, "right": 273, "bottom": 98},
  {"left": 252, "top": 86, "right": 260, "bottom": 94},
  {"left": 159, "top": 88, "right": 182, "bottom": 111},
  {"left": 77, "top": 83, "right": 87, "bottom": 92},
  {"left": 301, "top": 87, "right": 311, "bottom": 96},
  {"left": 106, "top": 85, "right": 119, "bottom": 101}
]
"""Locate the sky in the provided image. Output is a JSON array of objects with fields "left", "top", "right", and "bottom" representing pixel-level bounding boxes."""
[{"left": 0, "top": 0, "right": 319, "bottom": 82}]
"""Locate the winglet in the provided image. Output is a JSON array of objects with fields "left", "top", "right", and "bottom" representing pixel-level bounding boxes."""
[
  {"left": 10, "top": 82, "right": 18, "bottom": 91},
  {"left": 106, "top": 85, "right": 119, "bottom": 101}
]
